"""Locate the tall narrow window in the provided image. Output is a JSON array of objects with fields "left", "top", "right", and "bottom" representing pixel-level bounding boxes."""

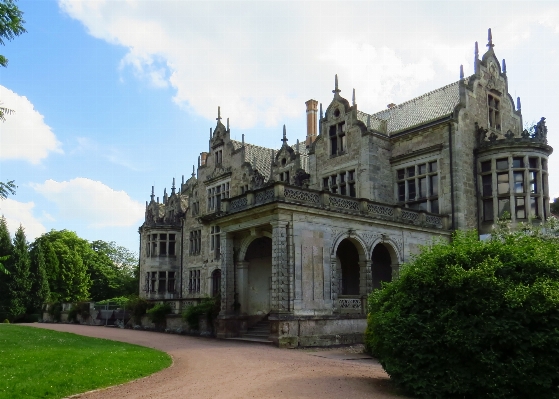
[
  {"left": 158, "top": 271, "right": 166, "bottom": 293},
  {"left": 168, "top": 234, "right": 176, "bottom": 256},
  {"left": 329, "top": 126, "right": 337, "bottom": 155},
  {"left": 168, "top": 272, "right": 176, "bottom": 293},
  {"left": 482, "top": 175, "right": 492, "bottom": 197},
  {"left": 488, "top": 94, "right": 501, "bottom": 130},
  {"left": 211, "top": 226, "right": 221, "bottom": 259},
  {"left": 497, "top": 173, "right": 509, "bottom": 195},
  {"left": 513, "top": 172, "right": 524, "bottom": 193}
]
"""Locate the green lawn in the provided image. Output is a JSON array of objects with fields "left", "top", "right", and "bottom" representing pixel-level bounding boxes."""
[{"left": 0, "top": 325, "right": 172, "bottom": 399}]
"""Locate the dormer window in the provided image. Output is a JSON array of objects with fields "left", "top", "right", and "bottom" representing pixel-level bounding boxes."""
[
  {"left": 329, "top": 122, "right": 346, "bottom": 156},
  {"left": 488, "top": 94, "right": 501, "bottom": 130},
  {"left": 215, "top": 149, "right": 223, "bottom": 164}
]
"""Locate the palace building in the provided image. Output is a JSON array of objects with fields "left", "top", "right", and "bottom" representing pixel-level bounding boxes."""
[{"left": 139, "top": 30, "right": 552, "bottom": 347}]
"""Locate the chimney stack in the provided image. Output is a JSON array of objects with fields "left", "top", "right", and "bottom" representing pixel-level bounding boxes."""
[
  {"left": 305, "top": 99, "right": 318, "bottom": 146},
  {"left": 200, "top": 152, "right": 208, "bottom": 165}
]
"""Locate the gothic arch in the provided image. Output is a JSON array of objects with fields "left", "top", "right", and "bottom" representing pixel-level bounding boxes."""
[
  {"left": 237, "top": 231, "right": 273, "bottom": 262},
  {"left": 367, "top": 236, "right": 403, "bottom": 264},
  {"left": 330, "top": 231, "right": 368, "bottom": 262}
]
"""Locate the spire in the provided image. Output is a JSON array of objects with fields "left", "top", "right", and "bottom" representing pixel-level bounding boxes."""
[
  {"left": 216, "top": 106, "right": 222, "bottom": 123},
  {"left": 502, "top": 58, "right": 506, "bottom": 74},
  {"left": 517, "top": 97, "right": 521, "bottom": 111},
  {"left": 474, "top": 41, "right": 479, "bottom": 74},
  {"left": 296, "top": 139, "right": 300, "bottom": 154},
  {"left": 182, "top": 175, "right": 184, "bottom": 184},
  {"left": 192, "top": 165, "right": 195, "bottom": 177},
  {"left": 460, "top": 65, "right": 464, "bottom": 80},
  {"left": 171, "top": 178, "right": 176, "bottom": 195},
  {"left": 227, "top": 117, "right": 229, "bottom": 131},
  {"left": 319, "top": 103, "right": 323, "bottom": 119},
  {"left": 242, "top": 133, "right": 245, "bottom": 146},
  {"left": 210, "top": 127, "right": 212, "bottom": 139},
  {"left": 163, "top": 188, "right": 168, "bottom": 204},
  {"left": 198, "top": 155, "right": 200, "bottom": 167},
  {"left": 281, "top": 125, "right": 288, "bottom": 146},
  {"left": 487, "top": 28, "right": 494, "bottom": 49},
  {"left": 332, "top": 74, "right": 341, "bottom": 96},
  {"left": 352, "top": 88, "right": 356, "bottom": 106},
  {"left": 150, "top": 186, "right": 155, "bottom": 202}
]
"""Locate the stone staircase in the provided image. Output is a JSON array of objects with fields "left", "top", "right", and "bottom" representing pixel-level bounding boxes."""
[{"left": 226, "top": 317, "right": 272, "bottom": 344}]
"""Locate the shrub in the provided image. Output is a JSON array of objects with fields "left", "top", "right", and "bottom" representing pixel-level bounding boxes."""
[
  {"left": 127, "top": 296, "right": 150, "bottom": 325},
  {"left": 67, "top": 302, "right": 90, "bottom": 323},
  {"left": 366, "top": 230, "right": 559, "bottom": 399},
  {"left": 182, "top": 297, "right": 219, "bottom": 331},
  {"left": 47, "top": 302, "right": 62, "bottom": 322},
  {"left": 3, "top": 319, "right": 9, "bottom": 324},
  {"left": 96, "top": 296, "right": 130, "bottom": 307},
  {"left": 146, "top": 303, "right": 172, "bottom": 327}
]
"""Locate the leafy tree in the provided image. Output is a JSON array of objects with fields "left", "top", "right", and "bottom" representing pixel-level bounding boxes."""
[
  {"left": 90, "top": 240, "right": 139, "bottom": 297},
  {"left": 28, "top": 242, "right": 50, "bottom": 312},
  {"left": 0, "top": 0, "right": 26, "bottom": 121},
  {"left": 0, "top": 180, "right": 16, "bottom": 199},
  {"left": 35, "top": 230, "right": 91, "bottom": 302},
  {"left": 366, "top": 226, "right": 559, "bottom": 399},
  {"left": 6, "top": 225, "right": 31, "bottom": 319}
]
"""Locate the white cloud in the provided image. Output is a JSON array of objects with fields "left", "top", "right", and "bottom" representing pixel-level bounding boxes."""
[
  {"left": 0, "top": 86, "right": 63, "bottom": 164},
  {"left": 32, "top": 178, "right": 144, "bottom": 228},
  {"left": 0, "top": 199, "right": 47, "bottom": 241}
]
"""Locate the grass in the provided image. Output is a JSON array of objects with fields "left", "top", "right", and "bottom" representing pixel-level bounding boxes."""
[{"left": 0, "top": 325, "right": 172, "bottom": 399}]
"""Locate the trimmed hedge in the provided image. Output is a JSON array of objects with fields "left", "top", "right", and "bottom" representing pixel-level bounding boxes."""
[{"left": 366, "top": 230, "right": 559, "bottom": 399}]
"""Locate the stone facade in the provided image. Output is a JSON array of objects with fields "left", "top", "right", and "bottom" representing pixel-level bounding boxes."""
[{"left": 138, "top": 30, "right": 553, "bottom": 347}]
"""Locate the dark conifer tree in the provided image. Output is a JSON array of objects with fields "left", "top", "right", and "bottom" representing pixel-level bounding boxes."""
[
  {"left": 6, "top": 225, "right": 31, "bottom": 319},
  {"left": 29, "top": 242, "right": 50, "bottom": 313},
  {"left": 0, "top": 216, "right": 13, "bottom": 315}
]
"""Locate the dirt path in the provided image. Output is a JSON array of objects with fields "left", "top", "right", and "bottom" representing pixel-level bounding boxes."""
[{"left": 28, "top": 324, "right": 408, "bottom": 399}]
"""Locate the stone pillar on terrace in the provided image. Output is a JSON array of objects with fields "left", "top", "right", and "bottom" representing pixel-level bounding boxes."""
[
  {"left": 360, "top": 259, "right": 372, "bottom": 296},
  {"left": 271, "top": 220, "right": 290, "bottom": 315},
  {"left": 236, "top": 261, "right": 249, "bottom": 315},
  {"left": 330, "top": 256, "right": 339, "bottom": 313},
  {"left": 220, "top": 232, "right": 235, "bottom": 315}
]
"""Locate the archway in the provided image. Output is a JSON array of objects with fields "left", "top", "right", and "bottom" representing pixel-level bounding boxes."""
[
  {"left": 245, "top": 236, "right": 272, "bottom": 315},
  {"left": 336, "top": 239, "right": 360, "bottom": 295},
  {"left": 372, "top": 244, "right": 392, "bottom": 290},
  {"left": 211, "top": 269, "right": 221, "bottom": 297}
]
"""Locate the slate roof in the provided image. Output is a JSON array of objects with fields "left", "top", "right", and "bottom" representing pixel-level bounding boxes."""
[
  {"left": 231, "top": 140, "right": 274, "bottom": 181},
  {"left": 360, "top": 80, "right": 462, "bottom": 135}
]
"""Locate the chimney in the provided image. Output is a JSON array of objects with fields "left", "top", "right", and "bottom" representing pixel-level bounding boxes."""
[
  {"left": 200, "top": 152, "right": 208, "bottom": 165},
  {"left": 305, "top": 99, "right": 318, "bottom": 146}
]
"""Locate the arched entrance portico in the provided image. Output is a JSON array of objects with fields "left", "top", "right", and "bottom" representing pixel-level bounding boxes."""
[
  {"left": 336, "top": 239, "right": 360, "bottom": 295},
  {"left": 371, "top": 243, "right": 393, "bottom": 290},
  {"left": 244, "top": 236, "right": 272, "bottom": 315}
]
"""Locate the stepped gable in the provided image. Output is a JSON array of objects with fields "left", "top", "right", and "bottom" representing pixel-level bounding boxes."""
[
  {"left": 291, "top": 140, "right": 309, "bottom": 172},
  {"left": 371, "top": 80, "right": 462, "bottom": 134}
]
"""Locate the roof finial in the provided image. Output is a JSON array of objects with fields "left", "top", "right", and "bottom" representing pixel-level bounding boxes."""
[
  {"left": 487, "top": 28, "right": 494, "bottom": 48},
  {"left": 296, "top": 139, "right": 300, "bottom": 154},
  {"left": 216, "top": 106, "right": 222, "bottom": 123},
  {"left": 502, "top": 59, "right": 506, "bottom": 74},
  {"left": 319, "top": 103, "right": 323, "bottom": 119},
  {"left": 198, "top": 155, "right": 200, "bottom": 167},
  {"left": 332, "top": 74, "right": 341, "bottom": 96},
  {"left": 517, "top": 97, "right": 521, "bottom": 111},
  {"left": 150, "top": 186, "right": 155, "bottom": 202},
  {"left": 474, "top": 41, "right": 479, "bottom": 74},
  {"left": 192, "top": 165, "right": 195, "bottom": 177},
  {"left": 281, "top": 125, "right": 288, "bottom": 145},
  {"left": 210, "top": 127, "right": 212, "bottom": 139},
  {"left": 460, "top": 65, "right": 464, "bottom": 80},
  {"left": 171, "top": 178, "right": 176, "bottom": 195},
  {"left": 227, "top": 117, "right": 229, "bottom": 131},
  {"left": 157, "top": 196, "right": 159, "bottom": 204},
  {"left": 182, "top": 175, "right": 185, "bottom": 184},
  {"left": 242, "top": 133, "right": 245, "bottom": 146},
  {"left": 352, "top": 88, "right": 356, "bottom": 106}
]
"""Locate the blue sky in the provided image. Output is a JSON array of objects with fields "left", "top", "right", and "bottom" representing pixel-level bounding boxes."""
[{"left": 1, "top": 1, "right": 558, "bottom": 253}]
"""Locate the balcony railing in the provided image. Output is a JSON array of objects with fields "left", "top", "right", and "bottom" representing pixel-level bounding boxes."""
[{"left": 220, "top": 182, "right": 449, "bottom": 229}]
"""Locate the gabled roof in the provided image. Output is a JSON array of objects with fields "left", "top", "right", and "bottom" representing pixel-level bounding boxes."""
[
  {"left": 231, "top": 140, "right": 274, "bottom": 180},
  {"left": 360, "top": 81, "right": 462, "bottom": 135}
]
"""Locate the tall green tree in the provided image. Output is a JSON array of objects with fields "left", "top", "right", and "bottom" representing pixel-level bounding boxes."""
[
  {"left": 29, "top": 242, "right": 50, "bottom": 312},
  {"left": 91, "top": 240, "right": 139, "bottom": 297},
  {"left": 6, "top": 225, "right": 31, "bottom": 319},
  {"left": 0, "top": 216, "right": 12, "bottom": 318},
  {"left": 551, "top": 197, "right": 559, "bottom": 215}
]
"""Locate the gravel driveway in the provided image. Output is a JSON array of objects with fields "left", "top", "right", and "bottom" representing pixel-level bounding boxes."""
[{"left": 28, "top": 324, "right": 408, "bottom": 399}]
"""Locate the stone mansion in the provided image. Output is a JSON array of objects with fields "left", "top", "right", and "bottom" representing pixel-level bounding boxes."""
[{"left": 139, "top": 30, "right": 553, "bottom": 347}]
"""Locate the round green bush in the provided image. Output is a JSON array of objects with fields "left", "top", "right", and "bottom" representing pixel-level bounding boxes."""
[{"left": 366, "top": 230, "right": 559, "bottom": 399}]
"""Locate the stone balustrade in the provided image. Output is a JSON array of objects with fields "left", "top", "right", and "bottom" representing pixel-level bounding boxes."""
[{"left": 220, "top": 182, "right": 449, "bottom": 229}]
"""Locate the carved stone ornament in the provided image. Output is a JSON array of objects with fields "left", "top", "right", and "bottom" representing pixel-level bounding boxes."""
[
  {"left": 251, "top": 169, "right": 265, "bottom": 189},
  {"left": 205, "top": 165, "right": 232, "bottom": 182},
  {"left": 504, "top": 130, "right": 515, "bottom": 140},
  {"left": 293, "top": 168, "right": 311, "bottom": 187},
  {"left": 475, "top": 122, "right": 488, "bottom": 144}
]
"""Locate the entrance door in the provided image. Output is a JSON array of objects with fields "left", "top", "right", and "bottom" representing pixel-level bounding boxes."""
[{"left": 245, "top": 237, "right": 272, "bottom": 315}]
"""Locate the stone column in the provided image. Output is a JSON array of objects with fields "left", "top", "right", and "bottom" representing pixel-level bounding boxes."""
[
  {"left": 271, "top": 220, "right": 290, "bottom": 314},
  {"left": 220, "top": 232, "right": 235, "bottom": 315},
  {"left": 236, "top": 261, "right": 249, "bottom": 315},
  {"left": 360, "top": 260, "right": 372, "bottom": 296},
  {"left": 330, "top": 256, "right": 339, "bottom": 313}
]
